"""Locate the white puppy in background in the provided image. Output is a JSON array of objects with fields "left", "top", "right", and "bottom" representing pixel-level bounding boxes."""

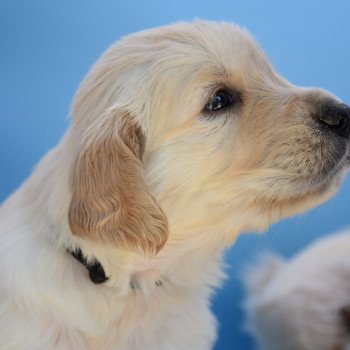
[
  {"left": 0, "top": 20, "right": 350, "bottom": 349},
  {"left": 244, "top": 231, "right": 350, "bottom": 350}
]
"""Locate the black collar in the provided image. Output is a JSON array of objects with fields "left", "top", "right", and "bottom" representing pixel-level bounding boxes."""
[{"left": 67, "top": 248, "right": 109, "bottom": 284}]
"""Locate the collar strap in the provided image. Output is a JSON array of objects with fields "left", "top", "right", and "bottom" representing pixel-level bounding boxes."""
[{"left": 68, "top": 248, "right": 109, "bottom": 284}]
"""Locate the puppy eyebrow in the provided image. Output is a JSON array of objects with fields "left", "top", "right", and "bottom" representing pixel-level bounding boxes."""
[{"left": 203, "top": 82, "right": 241, "bottom": 99}]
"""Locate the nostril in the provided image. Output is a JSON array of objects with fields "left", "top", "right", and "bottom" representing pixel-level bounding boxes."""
[
  {"left": 338, "top": 112, "right": 349, "bottom": 130},
  {"left": 316, "top": 104, "right": 350, "bottom": 139},
  {"left": 318, "top": 113, "right": 346, "bottom": 127}
]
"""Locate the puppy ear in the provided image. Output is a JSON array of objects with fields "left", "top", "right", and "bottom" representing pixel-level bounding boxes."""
[{"left": 68, "top": 112, "right": 168, "bottom": 255}]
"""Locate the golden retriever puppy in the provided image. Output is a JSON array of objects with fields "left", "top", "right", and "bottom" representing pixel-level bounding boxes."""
[
  {"left": 244, "top": 231, "right": 350, "bottom": 350},
  {"left": 0, "top": 20, "right": 349, "bottom": 350}
]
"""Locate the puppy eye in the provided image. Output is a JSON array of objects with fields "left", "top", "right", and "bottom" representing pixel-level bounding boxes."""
[{"left": 206, "top": 90, "right": 234, "bottom": 112}]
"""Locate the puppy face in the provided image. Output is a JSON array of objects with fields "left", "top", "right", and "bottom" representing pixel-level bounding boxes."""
[{"left": 68, "top": 21, "right": 350, "bottom": 252}]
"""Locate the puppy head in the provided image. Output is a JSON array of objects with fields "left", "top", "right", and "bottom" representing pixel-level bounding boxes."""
[{"left": 67, "top": 21, "right": 350, "bottom": 252}]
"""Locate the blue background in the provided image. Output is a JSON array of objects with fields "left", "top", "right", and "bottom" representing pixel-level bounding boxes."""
[{"left": 1, "top": 1, "right": 350, "bottom": 349}]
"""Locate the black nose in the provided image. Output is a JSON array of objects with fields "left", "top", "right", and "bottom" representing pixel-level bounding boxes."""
[{"left": 315, "top": 103, "right": 350, "bottom": 139}]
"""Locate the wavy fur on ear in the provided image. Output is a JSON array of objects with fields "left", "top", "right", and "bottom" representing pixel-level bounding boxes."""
[{"left": 68, "top": 112, "right": 168, "bottom": 255}]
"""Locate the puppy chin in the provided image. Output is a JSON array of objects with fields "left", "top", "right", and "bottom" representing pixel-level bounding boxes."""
[
  {"left": 277, "top": 179, "right": 340, "bottom": 220},
  {"left": 307, "top": 156, "right": 349, "bottom": 199},
  {"left": 275, "top": 148, "right": 349, "bottom": 219},
  {"left": 252, "top": 174, "right": 343, "bottom": 230}
]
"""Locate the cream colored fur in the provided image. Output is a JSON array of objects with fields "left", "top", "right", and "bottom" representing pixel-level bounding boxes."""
[
  {"left": 0, "top": 21, "right": 348, "bottom": 349},
  {"left": 244, "top": 231, "right": 350, "bottom": 350}
]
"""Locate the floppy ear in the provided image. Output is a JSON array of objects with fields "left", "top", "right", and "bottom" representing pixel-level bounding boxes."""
[{"left": 68, "top": 111, "right": 168, "bottom": 255}]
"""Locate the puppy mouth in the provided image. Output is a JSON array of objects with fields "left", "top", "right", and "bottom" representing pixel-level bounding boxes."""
[
  {"left": 271, "top": 140, "right": 349, "bottom": 203},
  {"left": 300, "top": 146, "right": 349, "bottom": 194},
  {"left": 264, "top": 154, "right": 348, "bottom": 211},
  {"left": 314, "top": 159, "right": 346, "bottom": 187}
]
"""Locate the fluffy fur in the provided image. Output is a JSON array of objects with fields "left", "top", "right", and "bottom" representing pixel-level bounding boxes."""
[
  {"left": 0, "top": 21, "right": 349, "bottom": 349},
  {"left": 243, "top": 232, "right": 350, "bottom": 350}
]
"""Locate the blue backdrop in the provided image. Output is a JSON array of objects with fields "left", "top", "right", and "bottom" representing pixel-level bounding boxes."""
[{"left": 1, "top": 1, "right": 350, "bottom": 349}]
